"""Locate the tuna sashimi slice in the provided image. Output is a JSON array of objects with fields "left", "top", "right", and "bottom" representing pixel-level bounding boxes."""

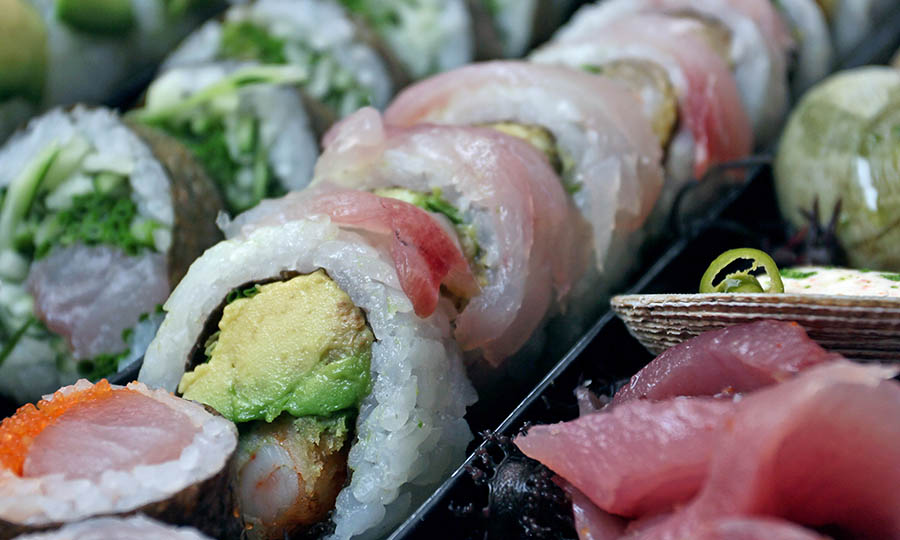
[
  {"left": 226, "top": 186, "right": 478, "bottom": 318},
  {"left": 632, "top": 361, "right": 900, "bottom": 540},
  {"left": 613, "top": 320, "right": 840, "bottom": 404},
  {"left": 23, "top": 389, "right": 199, "bottom": 480},
  {"left": 515, "top": 397, "right": 733, "bottom": 518},
  {"left": 27, "top": 244, "right": 170, "bottom": 360}
]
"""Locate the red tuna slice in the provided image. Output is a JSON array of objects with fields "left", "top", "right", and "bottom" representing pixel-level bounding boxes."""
[
  {"left": 23, "top": 389, "right": 199, "bottom": 480},
  {"left": 515, "top": 397, "right": 734, "bottom": 518},
  {"left": 613, "top": 320, "right": 841, "bottom": 404},
  {"left": 313, "top": 108, "right": 589, "bottom": 363},
  {"left": 27, "top": 244, "right": 170, "bottom": 360},
  {"left": 631, "top": 361, "right": 900, "bottom": 540},
  {"left": 224, "top": 186, "right": 478, "bottom": 318},
  {"left": 532, "top": 13, "right": 752, "bottom": 180},
  {"left": 559, "top": 480, "right": 627, "bottom": 540}
]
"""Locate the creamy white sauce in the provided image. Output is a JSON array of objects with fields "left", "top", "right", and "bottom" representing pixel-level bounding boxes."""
[{"left": 759, "top": 266, "right": 900, "bottom": 297}]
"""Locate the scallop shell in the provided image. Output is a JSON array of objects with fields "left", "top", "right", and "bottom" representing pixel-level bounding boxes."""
[{"left": 611, "top": 293, "right": 900, "bottom": 360}]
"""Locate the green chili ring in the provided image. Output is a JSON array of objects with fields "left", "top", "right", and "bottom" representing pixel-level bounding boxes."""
[{"left": 699, "top": 248, "right": 784, "bottom": 294}]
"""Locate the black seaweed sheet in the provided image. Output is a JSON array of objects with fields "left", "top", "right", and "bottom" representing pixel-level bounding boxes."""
[{"left": 387, "top": 10, "right": 900, "bottom": 537}]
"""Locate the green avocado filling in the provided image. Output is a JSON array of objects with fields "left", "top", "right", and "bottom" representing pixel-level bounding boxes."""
[
  {"left": 0, "top": 135, "right": 167, "bottom": 380},
  {"left": 482, "top": 122, "right": 580, "bottom": 194},
  {"left": 219, "top": 20, "right": 374, "bottom": 116},
  {"left": 179, "top": 270, "right": 374, "bottom": 424},
  {"left": 0, "top": 0, "right": 48, "bottom": 103},
  {"left": 135, "top": 66, "right": 311, "bottom": 213}
]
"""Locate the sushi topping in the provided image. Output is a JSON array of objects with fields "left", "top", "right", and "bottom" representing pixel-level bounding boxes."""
[
  {"left": 136, "top": 65, "right": 307, "bottom": 213},
  {"left": 698, "top": 248, "right": 784, "bottom": 293},
  {"left": 585, "top": 59, "right": 678, "bottom": 148},
  {"left": 479, "top": 122, "right": 577, "bottom": 190},
  {"left": 0, "top": 379, "right": 114, "bottom": 475},
  {"left": 219, "top": 20, "right": 375, "bottom": 116},
  {"left": 179, "top": 270, "right": 374, "bottom": 423}
]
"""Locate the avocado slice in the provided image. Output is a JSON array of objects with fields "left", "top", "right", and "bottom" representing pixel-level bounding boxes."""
[
  {"left": 0, "top": 0, "right": 48, "bottom": 102},
  {"left": 55, "top": 0, "right": 136, "bottom": 36},
  {"left": 179, "top": 270, "right": 374, "bottom": 423}
]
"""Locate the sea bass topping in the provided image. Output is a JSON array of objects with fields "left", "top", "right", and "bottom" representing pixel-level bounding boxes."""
[
  {"left": 0, "top": 379, "right": 114, "bottom": 475},
  {"left": 178, "top": 270, "right": 374, "bottom": 423}
]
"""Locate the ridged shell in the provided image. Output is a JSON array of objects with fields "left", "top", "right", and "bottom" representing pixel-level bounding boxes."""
[{"left": 611, "top": 293, "right": 900, "bottom": 360}]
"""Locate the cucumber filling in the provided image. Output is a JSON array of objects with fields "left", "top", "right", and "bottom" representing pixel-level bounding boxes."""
[{"left": 219, "top": 20, "right": 375, "bottom": 116}]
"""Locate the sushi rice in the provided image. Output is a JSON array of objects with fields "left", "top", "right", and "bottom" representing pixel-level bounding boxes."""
[{"left": 139, "top": 218, "right": 476, "bottom": 539}]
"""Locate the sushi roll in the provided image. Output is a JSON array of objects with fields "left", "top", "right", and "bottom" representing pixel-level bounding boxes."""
[
  {"left": 11, "top": 515, "right": 212, "bottom": 540},
  {"left": 164, "top": 0, "right": 398, "bottom": 118},
  {"left": 336, "top": 0, "right": 475, "bottom": 78},
  {"left": 817, "top": 0, "right": 897, "bottom": 56},
  {"left": 467, "top": 0, "right": 580, "bottom": 59},
  {"left": 774, "top": 0, "right": 834, "bottom": 92},
  {"left": 0, "top": 107, "right": 223, "bottom": 404},
  {"left": 138, "top": 207, "right": 476, "bottom": 539},
  {"left": 383, "top": 61, "right": 664, "bottom": 291},
  {"left": 231, "top": 108, "right": 590, "bottom": 371},
  {"left": 775, "top": 66, "right": 900, "bottom": 272},
  {"left": 530, "top": 12, "right": 753, "bottom": 186},
  {"left": 555, "top": 0, "right": 794, "bottom": 143},
  {"left": 0, "top": 0, "right": 222, "bottom": 141},
  {"left": 134, "top": 63, "right": 320, "bottom": 213},
  {"left": 0, "top": 379, "right": 239, "bottom": 539}
]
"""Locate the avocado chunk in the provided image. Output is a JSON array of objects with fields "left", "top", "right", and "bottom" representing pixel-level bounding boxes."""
[
  {"left": 179, "top": 270, "right": 374, "bottom": 423},
  {"left": 55, "top": 0, "right": 136, "bottom": 35},
  {"left": 0, "top": 0, "right": 48, "bottom": 102},
  {"left": 484, "top": 122, "right": 563, "bottom": 174}
]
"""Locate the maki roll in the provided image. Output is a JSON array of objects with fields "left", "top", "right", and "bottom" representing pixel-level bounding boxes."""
[
  {"left": 555, "top": 0, "right": 794, "bottom": 143},
  {"left": 817, "top": 0, "right": 897, "bottom": 56},
  {"left": 11, "top": 515, "right": 212, "bottom": 540},
  {"left": 164, "top": 0, "right": 398, "bottom": 118},
  {"left": 336, "top": 0, "right": 475, "bottom": 78},
  {"left": 774, "top": 0, "right": 834, "bottom": 92},
  {"left": 0, "top": 379, "right": 239, "bottom": 539},
  {"left": 775, "top": 66, "right": 900, "bottom": 272},
  {"left": 298, "top": 108, "right": 589, "bottom": 368},
  {"left": 530, "top": 12, "right": 753, "bottom": 185},
  {"left": 384, "top": 61, "right": 664, "bottom": 290},
  {"left": 134, "top": 63, "right": 320, "bottom": 213},
  {"left": 0, "top": 0, "right": 222, "bottom": 140},
  {"left": 0, "top": 107, "right": 223, "bottom": 404},
  {"left": 138, "top": 206, "right": 476, "bottom": 538}
]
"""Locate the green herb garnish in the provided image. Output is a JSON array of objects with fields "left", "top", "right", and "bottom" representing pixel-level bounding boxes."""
[
  {"left": 779, "top": 268, "right": 818, "bottom": 279},
  {"left": 226, "top": 284, "right": 261, "bottom": 304},
  {"left": 881, "top": 273, "right": 900, "bottom": 282}
]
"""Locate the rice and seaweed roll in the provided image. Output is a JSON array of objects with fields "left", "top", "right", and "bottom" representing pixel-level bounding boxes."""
[
  {"left": 165, "top": 0, "right": 399, "bottom": 118},
  {"left": 139, "top": 203, "right": 476, "bottom": 539},
  {"left": 0, "top": 0, "right": 223, "bottom": 141},
  {"left": 0, "top": 379, "right": 239, "bottom": 539},
  {"left": 11, "top": 515, "right": 213, "bottom": 540},
  {"left": 134, "top": 63, "right": 320, "bottom": 213},
  {"left": 0, "top": 107, "right": 223, "bottom": 404}
]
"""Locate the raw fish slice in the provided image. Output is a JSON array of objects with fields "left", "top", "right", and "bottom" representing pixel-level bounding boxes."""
[
  {"left": 26, "top": 244, "right": 170, "bottom": 360},
  {"left": 515, "top": 397, "right": 733, "bottom": 517},
  {"left": 685, "top": 517, "right": 828, "bottom": 540},
  {"left": 613, "top": 320, "right": 841, "bottom": 404},
  {"left": 559, "top": 481, "right": 627, "bottom": 540},
  {"left": 557, "top": 0, "right": 791, "bottom": 142},
  {"left": 384, "top": 61, "right": 662, "bottom": 281},
  {"left": 315, "top": 108, "right": 587, "bottom": 363},
  {"left": 633, "top": 361, "right": 900, "bottom": 539},
  {"left": 531, "top": 13, "right": 752, "bottom": 181},
  {"left": 225, "top": 187, "right": 478, "bottom": 318},
  {"left": 23, "top": 391, "right": 198, "bottom": 480}
]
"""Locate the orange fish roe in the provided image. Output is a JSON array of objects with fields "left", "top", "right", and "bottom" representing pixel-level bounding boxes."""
[{"left": 0, "top": 380, "right": 116, "bottom": 476}]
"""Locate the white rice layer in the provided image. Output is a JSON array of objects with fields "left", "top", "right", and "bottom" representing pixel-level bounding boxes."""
[
  {"left": 12, "top": 514, "right": 212, "bottom": 540},
  {"left": 138, "top": 218, "right": 476, "bottom": 539},
  {"left": 164, "top": 0, "right": 394, "bottom": 113},
  {"left": 0, "top": 380, "right": 238, "bottom": 526}
]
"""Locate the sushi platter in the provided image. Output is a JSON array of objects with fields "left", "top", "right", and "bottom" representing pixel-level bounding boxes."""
[{"left": 2, "top": 1, "right": 900, "bottom": 539}]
